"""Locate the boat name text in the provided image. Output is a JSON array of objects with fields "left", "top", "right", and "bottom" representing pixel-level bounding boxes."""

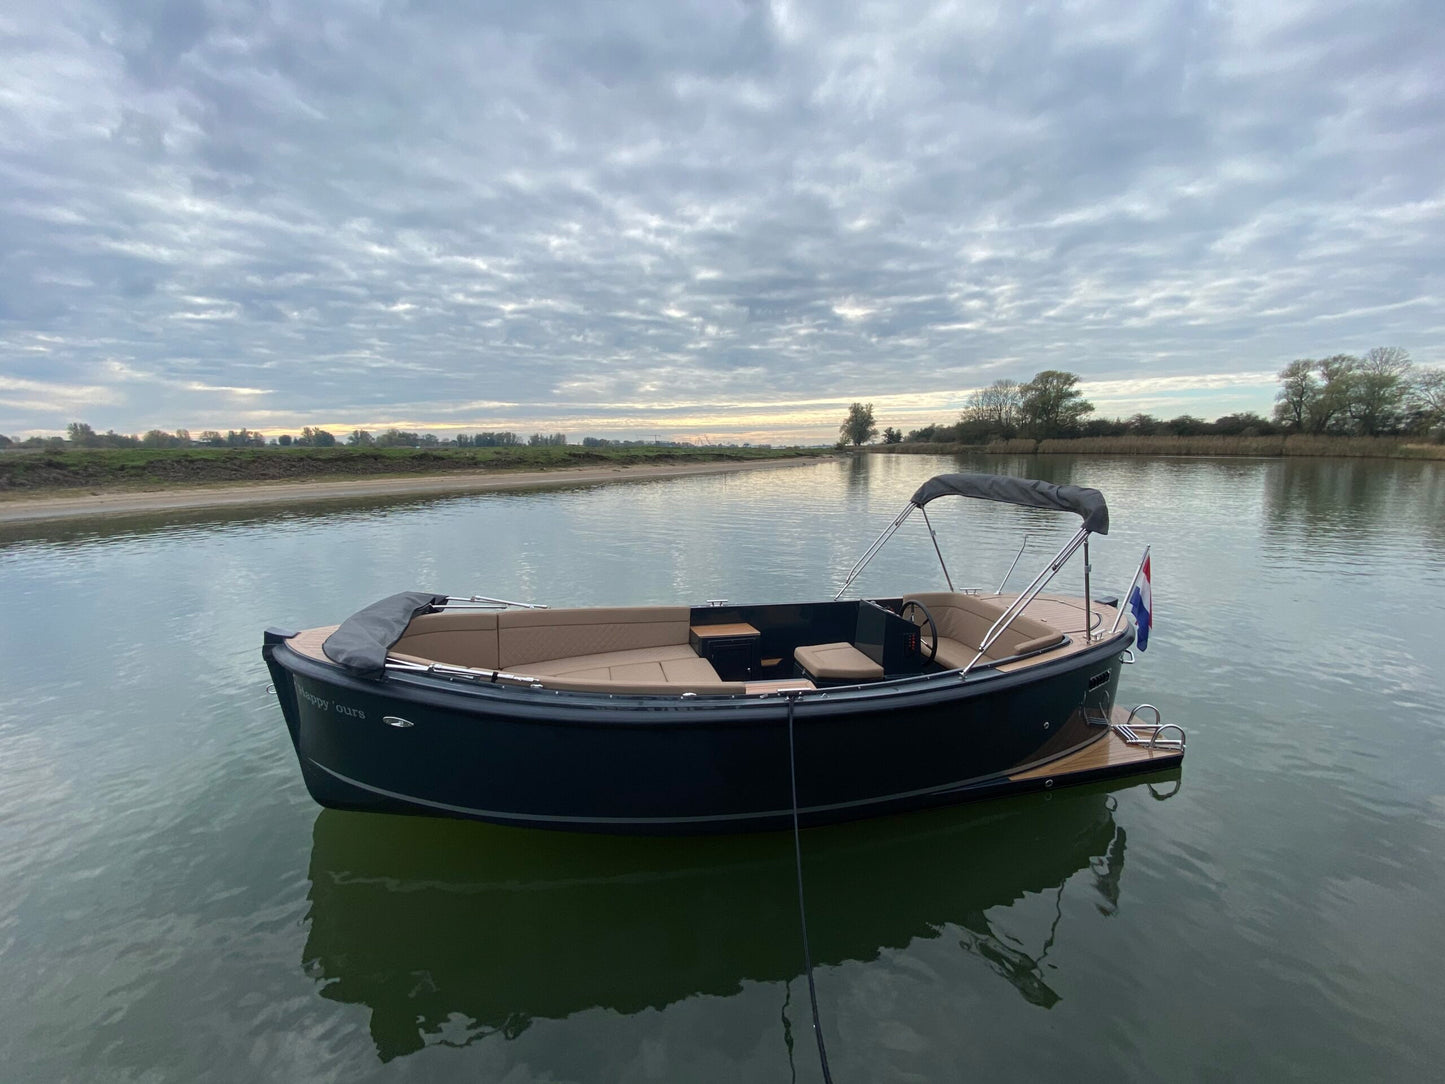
[
  {"left": 299, "top": 688, "right": 368, "bottom": 721},
  {"left": 299, "top": 688, "right": 330, "bottom": 713}
]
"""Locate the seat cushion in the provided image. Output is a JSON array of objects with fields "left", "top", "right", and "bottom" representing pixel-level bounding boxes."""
[
  {"left": 519, "top": 644, "right": 725, "bottom": 685},
  {"left": 521, "top": 643, "right": 700, "bottom": 677},
  {"left": 931, "top": 636, "right": 977, "bottom": 670},
  {"left": 794, "top": 642, "right": 885, "bottom": 682}
]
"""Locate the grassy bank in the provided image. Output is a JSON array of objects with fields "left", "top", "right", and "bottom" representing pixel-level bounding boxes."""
[
  {"left": 0, "top": 444, "right": 819, "bottom": 494},
  {"left": 872, "top": 435, "right": 1445, "bottom": 459}
]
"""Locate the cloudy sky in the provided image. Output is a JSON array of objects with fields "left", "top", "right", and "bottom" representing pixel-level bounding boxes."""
[{"left": 2, "top": 0, "right": 1442, "bottom": 443}]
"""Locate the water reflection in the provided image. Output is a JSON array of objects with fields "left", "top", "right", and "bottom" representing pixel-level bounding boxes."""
[
  {"left": 0, "top": 480, "right": 625, "bottom": 549},
  {"left": 1261, "top": 457, "right": 1445, "bottom": 544},
  {"left": 303, "top": 778, "right": 1175, "bottom": 1061}
]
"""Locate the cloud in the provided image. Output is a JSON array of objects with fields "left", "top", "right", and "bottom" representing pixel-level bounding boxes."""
[
  {"left": 1, "top": 0, "right": 1442, "bottom": 438},
  {"left": 0, "top": 374, "right": 123, "bottom": 413}
]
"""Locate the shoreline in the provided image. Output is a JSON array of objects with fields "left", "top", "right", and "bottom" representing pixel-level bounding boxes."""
[
  {"left": 0, "top": 457, "right": 830, "bottom": 525},
  {"left": 869, "top": 436, "right": 1445, "bottom": 459}
]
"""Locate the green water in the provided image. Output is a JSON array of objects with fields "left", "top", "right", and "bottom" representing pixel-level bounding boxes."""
[{"left": 2, "top": 454, "right": 1443, "bottom": 1081}]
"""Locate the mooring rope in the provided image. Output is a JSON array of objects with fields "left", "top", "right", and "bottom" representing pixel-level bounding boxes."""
[{"left": 786, "top": 692, "right": 835, "bottom": 1084}]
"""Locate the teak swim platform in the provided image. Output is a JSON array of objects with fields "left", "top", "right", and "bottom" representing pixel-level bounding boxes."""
[{"left": 262, "top": 472, "right": 1183, "bottom": 833}]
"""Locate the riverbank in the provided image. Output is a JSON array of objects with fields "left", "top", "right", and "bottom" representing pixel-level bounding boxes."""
[
  {"left": 0, "top": 456, "right": 829, "bottom": 525},
  {"left": 0, "top": 443, "right": 818, "bottom": 492},
  {"left": 872, "top": 434, "right": 1445, "bottom": 458}
]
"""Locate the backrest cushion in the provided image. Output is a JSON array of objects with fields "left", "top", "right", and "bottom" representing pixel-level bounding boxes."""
[
  {"left": 392, "top": 610, "right": 500, "bottom": 670},
  {"left": 904, "top": 592, "right": 1060, "bottom": 655},
  {"left": 497, "top": 606, "right": 691, "bottom": 669}
]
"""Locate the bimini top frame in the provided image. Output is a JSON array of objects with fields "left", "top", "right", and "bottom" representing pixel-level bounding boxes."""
[{"left": 835, "top": 473, "right": 1112, "bottom": 673}]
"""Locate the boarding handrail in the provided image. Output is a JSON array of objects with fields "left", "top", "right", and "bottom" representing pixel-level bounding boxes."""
[
  {"left": 1123, "top": 703, "right": 1161, "bottom": 728},
  {"left": 1148, "top": 723, "right": 1187, "bottom": 750},
  {"left": 1114, "top": 703, "right": 1185, "bottom": 749}
]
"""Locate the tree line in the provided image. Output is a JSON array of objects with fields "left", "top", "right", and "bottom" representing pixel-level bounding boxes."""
[
  {"left": 0, "top": 422, "right": 342, "bottom": 451},
  {"left": 0, "top": 424, "right": 578, "bottom": 451},
  {"left": 840, "top": 350, "right": 1443, "bottom": 446},
  {"left": 0, "top": 425, "right": 771, "bottom": 452},
  {"left": 0, "top": 423, "right": 776, "bottom": 452}
]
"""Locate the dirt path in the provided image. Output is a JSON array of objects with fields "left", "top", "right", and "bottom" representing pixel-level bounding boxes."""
[{"left": 0, "top": 457, "right": 829, "bottom": 525}]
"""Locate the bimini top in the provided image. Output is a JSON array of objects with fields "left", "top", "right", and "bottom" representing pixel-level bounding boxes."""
[{"left": 909, "top": 473, "right": 1109, "bottom": 535}]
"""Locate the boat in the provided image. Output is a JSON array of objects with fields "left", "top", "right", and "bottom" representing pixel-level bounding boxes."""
[{"left": 262, "top": 472, "right": 1183, "bottom": 834}]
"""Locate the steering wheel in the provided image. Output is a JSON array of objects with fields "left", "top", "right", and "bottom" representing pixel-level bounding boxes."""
[{"left": 900, "top": 599, "right": 939, "bottom": 664}]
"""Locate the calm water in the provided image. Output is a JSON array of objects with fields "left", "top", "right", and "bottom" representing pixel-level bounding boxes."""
[{"left": 2, "top": 454, "right": 1443, "bottom": 1082}]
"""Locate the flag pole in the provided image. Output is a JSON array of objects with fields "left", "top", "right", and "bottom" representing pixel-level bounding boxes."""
[{"left": 1109, "top": 546, "right": 1150, "bottom": 635}]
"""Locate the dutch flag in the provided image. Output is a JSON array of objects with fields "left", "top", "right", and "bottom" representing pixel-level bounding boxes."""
[{"left": 1127, "top": 549, "right": 1152, "bottom": 651}]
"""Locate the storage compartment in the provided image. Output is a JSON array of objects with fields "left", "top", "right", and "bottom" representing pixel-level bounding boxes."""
[{"left": 689, "top": 622, "right": 761, "bottom": 681}]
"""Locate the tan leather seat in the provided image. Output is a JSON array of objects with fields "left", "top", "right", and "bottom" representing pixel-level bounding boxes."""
[
  {"left": 497, "top": 606, "right": 691, "bottom": 669},
  {"left": 794, "top": 642, "right": 884, "bottom": 682},
  {"left": 904, "top": 592, "right": 1065, "bottom": 667}
]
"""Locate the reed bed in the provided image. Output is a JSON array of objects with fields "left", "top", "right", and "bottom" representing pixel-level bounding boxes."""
[{"left": 979, "top": 438, "right": 1040, "bottom": 453}]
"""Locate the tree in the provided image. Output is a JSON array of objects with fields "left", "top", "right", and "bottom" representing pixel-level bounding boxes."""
[
  {"left": 1164, "top": 415, "right": 1210, "bottom": 436},
  {"left": 198, "top": 430, "right": 224, "bottom": 446},
  {"left": 882, "top": 426, "right": 902, "bottom": 444},
  {"left": 1273, "top": 359, "right": 1317, "bottom": 431},
  {"left": 1080, "top": 417, "right": 1123, "bottom": 438},
  {"left": 1408, "top": 367, "right": 1445, "bottom": 437},
  {"left": 1214, "top": 412, "right": 1273, "bottom": 436},
  {"left": 66, "top": 421, "right": 98, "bottom": 446},
  {"left": 471, "top": 431, "right": 518, "bottom": 446},
  {"left": 839, "top": 402, "right": 878, "bottom": 446},
  {"left": 1124, "top": 413, "right": 1161, "bottom": 435},
  {"left": 528, "top": 432, "right": 567, "bottom": 446},
  {"left": 962, "top": 379, "right": 1023, "bottom": 438},
  {"left": 347, "top": 429, "right": 375, "bottom": 446},
  {"left": 1347, "top": 347, "right": 1413, "bottom": 436},
  {"left": 297, "top": 426, "right": 337, "bottom": 447},
  {"left": 1308, "top": 355, "right": 1357, "bottom": 433},
  {"left": 376, "top": 428, "right": 422, "bottom": 447},
  {"left": 1020, "top": 371, "right": 1092, "bottom": 437}
]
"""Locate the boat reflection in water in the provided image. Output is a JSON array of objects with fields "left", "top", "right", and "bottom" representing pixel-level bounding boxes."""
[{"left": 303, "top": 774, "right": 1179, "bottom": 1061}]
